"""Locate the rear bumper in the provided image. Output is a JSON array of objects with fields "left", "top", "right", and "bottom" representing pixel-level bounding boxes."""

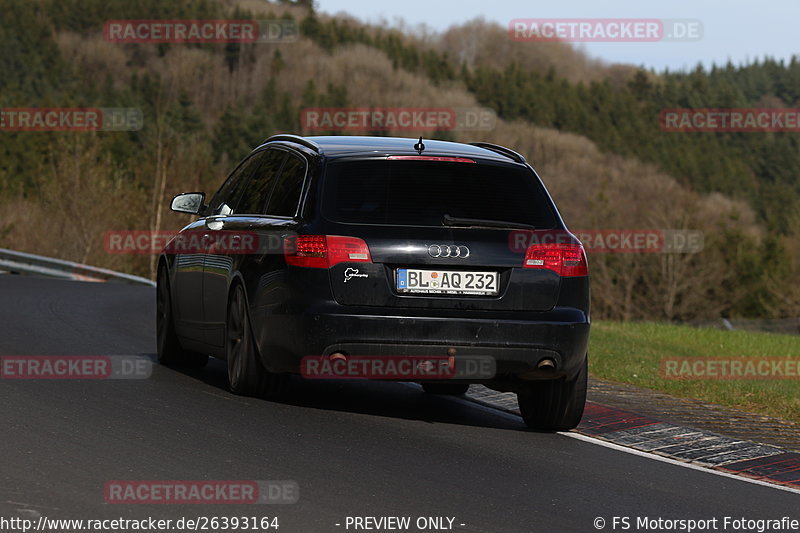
[{"left": 260, "top": 303, "right": 590, "bottom": 387}]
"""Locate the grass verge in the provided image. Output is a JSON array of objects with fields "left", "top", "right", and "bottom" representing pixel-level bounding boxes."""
[{"left": 589, "top": 321, "right": 800, "bottom": 423}]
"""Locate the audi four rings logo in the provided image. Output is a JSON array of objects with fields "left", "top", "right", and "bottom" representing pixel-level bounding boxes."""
[{"left": 427, "top": 245, "right": 470, "bottom": 258}]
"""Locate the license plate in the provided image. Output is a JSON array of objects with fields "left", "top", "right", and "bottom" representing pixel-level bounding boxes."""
[{"left": 396, "top": 269, "right": 499, "bottom": 296}]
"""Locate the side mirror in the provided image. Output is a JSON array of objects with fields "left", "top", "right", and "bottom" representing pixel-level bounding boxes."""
[{"left": 170, "top": 192, "right": 206, "bottom": 215}]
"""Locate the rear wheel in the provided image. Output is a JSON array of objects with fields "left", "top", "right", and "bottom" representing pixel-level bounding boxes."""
[
  {"left": 226, "top": 283, "right": 287, "bottom": 397},
  {"left": 421, "top": 383, "right": 470, "bottom": 395},
  {"left": 517, "top": 356, "right": 587, "bottom": 431},
  {"left": 156, "top": 264, "right": 208, "bottom": 368}
]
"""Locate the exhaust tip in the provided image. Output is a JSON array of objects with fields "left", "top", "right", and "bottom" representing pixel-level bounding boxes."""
[{"left": 537, "top": 358, "right": 557, "bottom": 371}]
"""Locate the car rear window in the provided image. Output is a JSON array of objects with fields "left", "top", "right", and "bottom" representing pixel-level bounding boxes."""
[{"left": 322, "top": 159, "right": 557, "bottom": 228}]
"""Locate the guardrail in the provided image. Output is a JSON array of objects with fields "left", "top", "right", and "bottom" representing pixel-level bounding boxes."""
[{"left": 0, "top": 248, "right": 155, "bottom": 287}]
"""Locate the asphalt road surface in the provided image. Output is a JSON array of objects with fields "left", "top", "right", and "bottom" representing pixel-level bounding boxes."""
[{"left": 0, "top": 275, "right": 796, "bottom": 532}]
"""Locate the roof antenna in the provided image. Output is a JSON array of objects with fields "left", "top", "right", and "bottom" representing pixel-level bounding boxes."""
[{"left": 414, "top": 136, "right": 425, "bottom": 154}]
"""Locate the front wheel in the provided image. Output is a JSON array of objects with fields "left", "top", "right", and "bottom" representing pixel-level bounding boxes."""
[
  {"left": 226, "top": 284, "right": 287, "bottom": 397},
  {"left": 517, "top": 356, "right": 587, "bottom": 431}
]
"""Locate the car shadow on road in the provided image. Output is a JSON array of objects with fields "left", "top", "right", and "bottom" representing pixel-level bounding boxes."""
[{"left": 167, "top": 356, "right": 530, "bottom": 432}]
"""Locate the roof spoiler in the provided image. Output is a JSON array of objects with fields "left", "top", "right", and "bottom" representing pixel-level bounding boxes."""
[
  {"left": 469, "top": 142, "right": 526, "bottom": 164},
  {"left": 264, "top": 134, "right": 321, "bottom": 153}
]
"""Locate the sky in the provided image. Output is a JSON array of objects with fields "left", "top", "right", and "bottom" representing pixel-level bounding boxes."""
[{"left": 316, "top": 0, "right": 799, "bottom": 72}]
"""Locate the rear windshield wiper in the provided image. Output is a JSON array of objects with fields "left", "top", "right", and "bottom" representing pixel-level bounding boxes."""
[{"left": 442, "top": 214, "right": 535, "bottom": 230}]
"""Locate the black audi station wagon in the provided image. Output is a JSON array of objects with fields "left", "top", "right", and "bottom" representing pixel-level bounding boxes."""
[{"left": 158, "top": 135, "right": 590, "bottom": 430}]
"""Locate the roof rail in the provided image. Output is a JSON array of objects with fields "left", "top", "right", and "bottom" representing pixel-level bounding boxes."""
[
  {"left": 469, "top": 142, "right": 526, "bottom": 164},
  {"left": 264, "top": 134, "right": 321, "bottom": 153}
]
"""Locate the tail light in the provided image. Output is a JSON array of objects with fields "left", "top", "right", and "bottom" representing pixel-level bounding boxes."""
[
  {"left": 523, "top": 243, "right": 588, "bottom": 276},
  {"left": 284, "top": 235, "right": 372, "bottom": 268}
]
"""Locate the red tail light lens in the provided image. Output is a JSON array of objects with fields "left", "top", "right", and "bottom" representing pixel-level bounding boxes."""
[
  {"left": 284, "top": 235, "right": 327, "bottom": 268},
  {"left": 284, "top": 235, "right": 372, "bottom": 268},
  {"left": 326, "top": 235, "right": 372, "bottom": 266},
  {"left": 523, "top": 243, "right": 588, "bottom": 276}
]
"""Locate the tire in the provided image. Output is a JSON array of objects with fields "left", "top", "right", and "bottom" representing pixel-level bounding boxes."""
[
  {"left": 421, "top": 383, "right": 470, "bottom": 395},
  {"left": 517, "top": 356, "right": 587, "bottom": 431},
  {"left": 226, "top": 283, "right": 287, "bottom": 397},
  {"left": 156, "top": 264, "right": 208, "bottom": 368}
]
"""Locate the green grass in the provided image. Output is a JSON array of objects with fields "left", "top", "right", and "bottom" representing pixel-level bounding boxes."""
[{"left": 589, "top": 321, "right": 800, "bottom": 423}]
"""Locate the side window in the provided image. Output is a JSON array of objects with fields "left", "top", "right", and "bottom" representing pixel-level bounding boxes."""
[
  {"left": 207, "top": 155, "right": 261, "bottom": 216},
  {"left": 236, "top": 149, "right": 286, "bottom": 215},
  {"left": 266, "top": 153, "right": 307, "bottom": 217}
]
